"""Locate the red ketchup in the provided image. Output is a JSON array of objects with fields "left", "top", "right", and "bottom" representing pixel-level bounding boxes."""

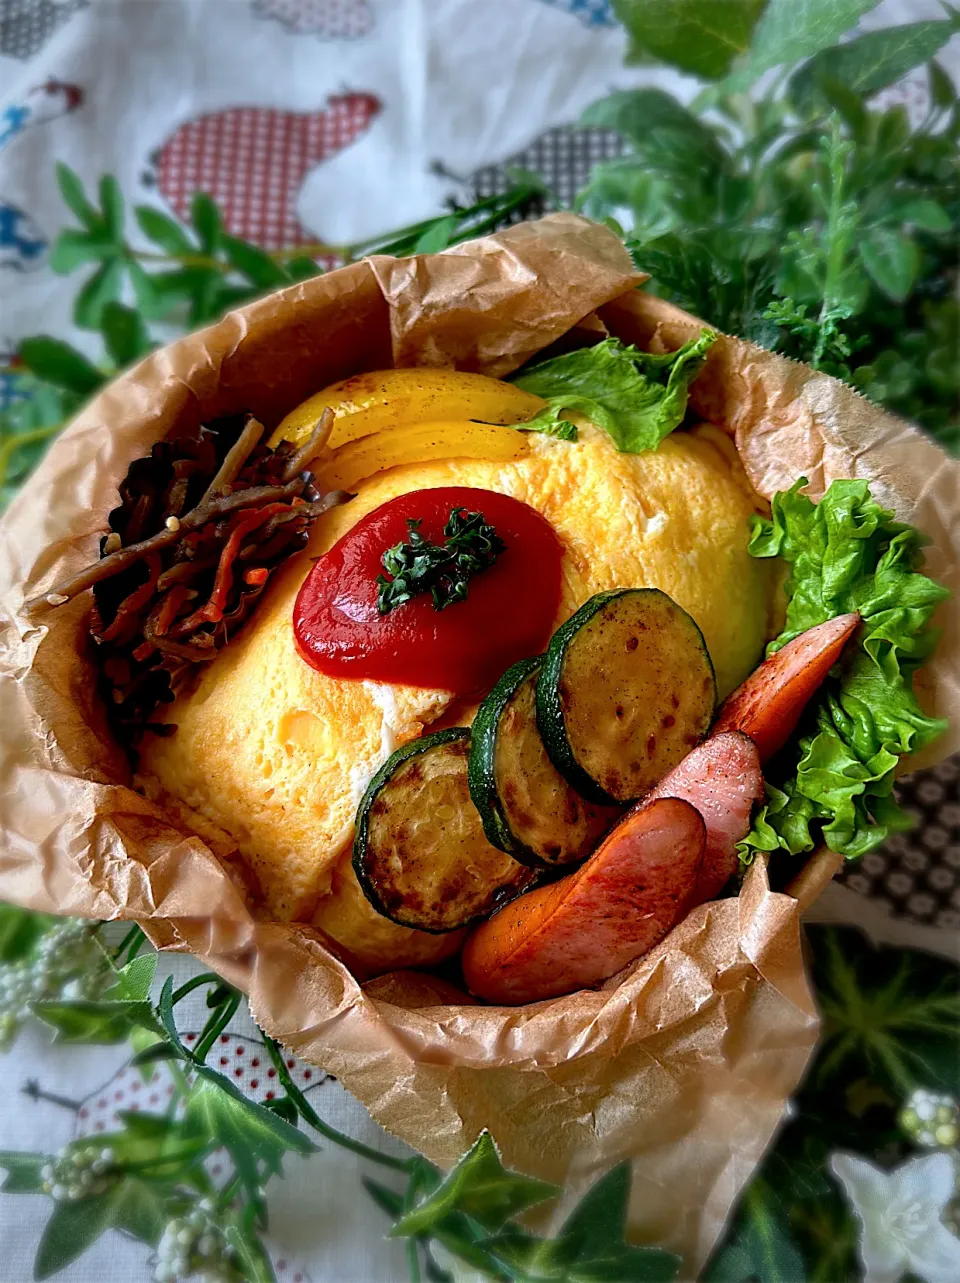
[{"left": 294, "top": 486, "right": 563, "bottom": 693}]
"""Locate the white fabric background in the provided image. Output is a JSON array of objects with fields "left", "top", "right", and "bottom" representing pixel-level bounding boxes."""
[{"left": 0, "top": 0, "right": 957, "bottom": 1279}]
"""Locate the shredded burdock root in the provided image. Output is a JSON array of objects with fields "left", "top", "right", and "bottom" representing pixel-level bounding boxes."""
[{"left": 32, "top": 407, "right": 347, "bottom": 750}]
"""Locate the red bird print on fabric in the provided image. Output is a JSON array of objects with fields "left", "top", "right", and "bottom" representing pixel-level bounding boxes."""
[{"left": 153, "top": 94, "right": 382, "bottom": 250}]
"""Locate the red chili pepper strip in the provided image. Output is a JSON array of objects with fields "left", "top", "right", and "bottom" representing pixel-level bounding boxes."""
[{"left": 99, "top": 555, "right": 162, "bottom": 643}]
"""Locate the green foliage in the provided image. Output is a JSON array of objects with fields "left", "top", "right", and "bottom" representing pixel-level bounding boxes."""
[
  {"left": 0, "top": 167, "right": 543, "bottom": 508},
  {"left": 741, "top": 477, "right": 949, "bottom": 862},
  {"left": 788, "top": 20, "right": 959, "bottom": 116},
  {"left": 710, "top": 0, "right": 884, "bottom": 98},
  {"left": 612, "top": 1, "right": 767, "bottom": 79},
  {"left": 580, "top": 12, "right": 959, "bottom": 450},
  {"left": 510, "top": 332, "right": 716, "bottom": 451},
  {"left": 705, "top": 925, "right": 960, "bottom": 1283},
  {"left": 387, "top": 1136, "right": 680, "bottom": 1282},
  {"left": 391, "top": 1132, "right": 559, "bottom": 1236}
]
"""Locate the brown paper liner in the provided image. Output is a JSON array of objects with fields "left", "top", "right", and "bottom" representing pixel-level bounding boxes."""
[{"left": 1, "top": 214, "right": 957, "bottom": 1274}]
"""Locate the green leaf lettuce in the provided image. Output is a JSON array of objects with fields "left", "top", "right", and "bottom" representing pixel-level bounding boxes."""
[
  {"left": 741, "top": 478, "right": 949, "bottom": 862},
  {"left": 510, "top": 332, "right": 715, "bottom": 453}
]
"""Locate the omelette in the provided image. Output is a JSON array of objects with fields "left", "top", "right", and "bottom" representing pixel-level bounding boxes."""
[{"left": 139, "top": 414, "right": 778, "bottom": 973}]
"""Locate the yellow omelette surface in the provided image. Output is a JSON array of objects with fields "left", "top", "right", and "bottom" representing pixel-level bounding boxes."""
[{"left": 139, "top": 422, "right": 777, "bottom": 968}]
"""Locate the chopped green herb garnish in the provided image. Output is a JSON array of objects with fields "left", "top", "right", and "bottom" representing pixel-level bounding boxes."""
[{"left": 376, "top": 507, "right": 506, "bottom": 615}]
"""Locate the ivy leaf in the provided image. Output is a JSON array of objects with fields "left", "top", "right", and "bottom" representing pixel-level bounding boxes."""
[
  {"left": 221, "top": 235, "right": 291, "bottom": 289},
  {"left": 808, "top": 924, "right": 960, "bottom": 1096},
  {"left": 33, "top": 1192, "right": 119, "bottom": 1280},
  {"left": 484, "top": 1164, "right": 680, "bottom": 1282},
  {"left": 49, "top": 230, "right": 117, "bottom": 274},
  {"left": 0, "top": 1151, "right": 46, "bottom": 1193},
  {"left": 611, "top": 0, "right": 766, "bottom": 79},
  {"left": 788, "top": 21, "right": 956, "bottom": 116},
  {"left": 17, "top": 337, "right": 104, "bottom": 395},
  {"left": 55, "top": 163, "right": 101, "bottom": 232},
  {"left": 99, "top": 301, "right": 153, "bottom": 369},
  {"left": 393, "top": 1132, "right": 558, "bottom": 1237},
  {"left": 103, "top": 950, "right": 157, "bottom": 1002},
  {"left": 860, "top": 227, "right": 920, "bottom": 302},
  {"left": 135, "top": 204, "right": 195, "bottom": 255},
  {"left": 108, "top": 1178, "right": 168, "bottom": 1246},
  {"left": 223, "top": 1222, "right": 278, "bottom": 1283},
  {"left": 363, "top": 1176, "right": 405, "bottom": 1219},
  {"left": 191, "top": 192, "right": 222, "bottom": 254},
  {"left": 73, "top": 257, "right": 126, "bottom": 330},
  {"left": 184, "top": 1073, "right": 316, "bottom": 1209},
  {"left": 30, "top": 997, "right": 163, "bottom": 1044},
  {"left": 709, "top": 0, "right": 884, "bottom": 99}
]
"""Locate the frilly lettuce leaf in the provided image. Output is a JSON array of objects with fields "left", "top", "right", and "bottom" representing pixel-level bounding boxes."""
[
  {"left": 740, "top": 477, "right": 949, "bottom": 862},
  {"left": 509, "top": 331, "right": 715, "bottom": 453}
]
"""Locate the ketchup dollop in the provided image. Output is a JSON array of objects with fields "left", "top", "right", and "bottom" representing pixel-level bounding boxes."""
[{"left": 294, "top": 486, "right": 563, "bottom": 692}]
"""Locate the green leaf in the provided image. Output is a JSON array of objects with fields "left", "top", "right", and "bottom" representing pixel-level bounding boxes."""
[
  {"left": 363, "top": 1176, "right": 405, "bottom": 1219},
  {"left": 103, "top": 950, "right": 157, "bottom": 1001},
  {"left": 893, "top": 199, "right": 953, "bottom": 234},
  {"left": 703, "top": 1242, "right": 756, "bottom": 1282},
  {"left": 48, "top": 230, "right": 118, "bottom": 274},
  {"left": 73, "top": 257, "right": 126, "bottom": 330},
  {"left": 127, "top": 261, "right": 165, "bottom": 322},
  {"left": 789, "top": 21, "right": 956, "bottom": 116},
  {"left": 17, "top": 337, "right": 105, "bottom": 395},
  {"left": 393, "top": 1132, "right": 558, "bottom": 1238},
  {"left": 221, "top": 235, "right": 290, "bottom": 288},
  {"left": 808, "top": 924, "right": 960, "bottom": 1095},
  {"left": 184, "top": 1071, "right": 316, "bottom": 1207},
  {"left": 0, "top": 1151, "right": 47, "bottom": 1193},
  {"left": 510, "top": 332, "right": 715, "bottom": 453},
  {"left": 55, "top": 163, "right": 101, "bottom": 231},
  {"left": 284, "top": 255, "right": 324, "bottom": 282},
  {"left": 928, "top": 59, "right": 955, "bottom": 112},
  {"left": 738, "top": 1183, "right": 806, "bottom": 1283},
  {"left": 860, "top": 227, "right": 920, "bottom": 301},
  {"left": 413, "top": 215, "right": 459, "bottom": 254},
  {"left": 740, "top": 479, "right": 949, "bottom": 863},
  {"left": 109, "top": 1179, "right": 168, "bottom": 1246},
  {"left": 223, "top": 1223, "right": 278, "bottom": 1283},
  {"left": 34, "top": 1193, "right": 118, "bottom": 1280},
  {"left": 134, "top": 204, "right": 194, "bottom": 255},
  {"left": 30, "top": 997, "right": 162, "bottom": 1044},
  {"left": 0, "top": 906, "right": 52, "bottom": 962},
  {"left": 98, "top": 175, "right": 125, "bottom": 243},
  {"left": 191, "top": 192, "right": 222, "bottom": 253},
  {"left": 99, "top": 302, "right": 153, "bottom": 369},
  {"left": 580, "top": 88, "right": 731, "bottom": 173},
  {"left": 611, "top": 0, "right": 766, "bottom": 79},
  {"left": 485, "top": 1164, "right": 680, "bottom": 1282},
  {"left": 709, "top": 0, "right": 883, "bottom": 99}
]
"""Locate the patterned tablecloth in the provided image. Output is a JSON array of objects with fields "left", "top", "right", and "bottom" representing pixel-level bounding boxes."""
[{"left": 0, "top": 1, "right": 957, "bottom": 1279}]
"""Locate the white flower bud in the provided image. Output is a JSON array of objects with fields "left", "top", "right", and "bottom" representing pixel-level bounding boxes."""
[{"left": 50, "top": 1184, "right": 67, "bottom": 1201}]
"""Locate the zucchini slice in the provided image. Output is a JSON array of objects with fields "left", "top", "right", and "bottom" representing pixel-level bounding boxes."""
[
  {"left": 469, "top": 657, "right": 621, "bottom": 868},
  {"left": 353, "top": 728, "right": 536, "bottom": 933},
  {"left": 536, "top": 589, "right": 717, "bottom": 804}
]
